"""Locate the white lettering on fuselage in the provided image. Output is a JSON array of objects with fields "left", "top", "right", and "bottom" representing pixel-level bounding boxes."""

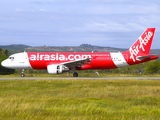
[
  {"left": 129, "top": 31, "right": 153, "bottom": 62},
  {"left": 30, "top": 53, "right": 91, "bottom": 61}
]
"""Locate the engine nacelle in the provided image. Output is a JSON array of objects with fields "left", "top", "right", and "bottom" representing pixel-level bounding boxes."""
[{"left": 47, "top": 64, "right": 69, "bottom": 74}]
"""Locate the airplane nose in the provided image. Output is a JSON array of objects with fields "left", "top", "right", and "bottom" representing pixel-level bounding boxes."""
[
  {"left": 1, "top": 60, "right": 6, "bottom": 67},
  {"left": 1, "top": 60, "right": 9, "bottom": 68}
]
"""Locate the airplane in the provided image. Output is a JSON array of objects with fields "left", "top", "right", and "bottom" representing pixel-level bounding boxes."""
[{"left": 1, "top": 28, "right": 158, "bottom": 77}]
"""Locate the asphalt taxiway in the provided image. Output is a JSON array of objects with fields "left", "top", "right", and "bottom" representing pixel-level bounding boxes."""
[{"left": 0, "top": 77, "right": 160, "bottom": 80}]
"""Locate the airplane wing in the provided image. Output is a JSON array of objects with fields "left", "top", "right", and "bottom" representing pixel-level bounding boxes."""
[
  {"left": 60, "top": 57, "right": 92, "bottom": 68},
  {"left": 136, "top": 54, "right": 157, "bottom": 61}
]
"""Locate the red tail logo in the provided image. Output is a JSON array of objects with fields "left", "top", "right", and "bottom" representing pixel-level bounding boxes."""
[{"left": 128, "top": 28, "right": 155, "bottom": 62}]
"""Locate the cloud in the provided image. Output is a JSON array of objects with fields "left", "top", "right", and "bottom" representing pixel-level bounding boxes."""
[
  {"left": 15, "top": 7, "right": 46, "bottom": 12},
  {"left": 0, "top": 0, "right": 160, "bottom": 48},
  {"left": 39, "top": 9, "right": 45, "bottom": 11},
  {"left": 85, "top": 4, "right": 160, "bottom": 15},
  {"left": 15, "top": 8, "right": 24, "bottom": 12},
  {"left": 31, "top": 0, "right": 53, "bottom": 4}
]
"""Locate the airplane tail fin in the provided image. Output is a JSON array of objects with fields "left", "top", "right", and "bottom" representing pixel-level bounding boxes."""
[{"left": 125, "top": 28, "right": 156, "bottom": 62}]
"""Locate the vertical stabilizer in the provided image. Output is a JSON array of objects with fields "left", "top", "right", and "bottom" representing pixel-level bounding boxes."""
[{"left": 126, "top": 28, "right": 155, "bottom": 62}]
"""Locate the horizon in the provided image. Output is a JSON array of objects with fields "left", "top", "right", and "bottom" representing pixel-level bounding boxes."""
[
  {"left": 0, "top": 43, "right": 128, "bottom": 48},
  {"left": 1, "top": 43, "right": 159, "bottom": 50}
]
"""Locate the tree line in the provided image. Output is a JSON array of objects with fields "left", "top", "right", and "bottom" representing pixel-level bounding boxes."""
[{"left": 108, "top": 60, "right": 160, "bottom": 75}]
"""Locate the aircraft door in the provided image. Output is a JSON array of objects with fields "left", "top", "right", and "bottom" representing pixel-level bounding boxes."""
[
  {"left": 19, "top": 56, "right": 25, "bottom": 67},
  {"left": 19, "top": 53, "right": 31, "bottom": 69}
]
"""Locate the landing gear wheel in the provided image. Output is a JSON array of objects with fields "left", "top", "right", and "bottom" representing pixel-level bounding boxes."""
[
  {"left": 21, "top": 74, "right": 25, "bottom": 77},
  {"left": 21, "top": 69, "right": 25, "bottom": 77},
  {"left": 73, "top": 72, "right": 78, "bottom": 77}
]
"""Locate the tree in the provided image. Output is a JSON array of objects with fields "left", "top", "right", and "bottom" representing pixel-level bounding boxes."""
[
  {"left": 4, "top": 49, "right": 10, "bottom": 56},
  {"left": 145, "top": 60, "right": 160, "bottom": 74},
  {"left": 0, "top": 48, "right": 2, "bottom": 55}
]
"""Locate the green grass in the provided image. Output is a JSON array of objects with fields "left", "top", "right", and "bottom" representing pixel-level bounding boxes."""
[{"left": 0, "top": 79, "right": 160, "bottom": 120}]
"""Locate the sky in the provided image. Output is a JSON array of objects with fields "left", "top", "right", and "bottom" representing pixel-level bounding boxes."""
[{"left": 0, "top": 0, "right": 160, "bottom": 49}]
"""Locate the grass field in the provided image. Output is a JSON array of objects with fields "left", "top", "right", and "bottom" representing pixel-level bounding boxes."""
[
  {"left": 0, "top": 79, "right": 160, "bottom": 120},
  {"left": 1, "top": 72, "right": 160, "bottom": 77}
]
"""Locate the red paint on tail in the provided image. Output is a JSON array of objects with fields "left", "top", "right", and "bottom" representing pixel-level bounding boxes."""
[{"left": 123, "top": 28, "right": 157, "bottom": 64}]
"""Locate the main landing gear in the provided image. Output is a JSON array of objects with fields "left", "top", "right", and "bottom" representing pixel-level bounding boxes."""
[
  {"left": 21, "top": 69, "right": 25, "bottom": 77},
  {"left": 71, "top": 68, "right": 78, "bottom": 77},
  {"left": 73, "top": 72, "right": 78, "bottom": 77}
]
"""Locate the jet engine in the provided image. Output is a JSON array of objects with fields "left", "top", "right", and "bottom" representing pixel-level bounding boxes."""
[{"left": 47, "top": 64, "right": 69, "bottom": 74}]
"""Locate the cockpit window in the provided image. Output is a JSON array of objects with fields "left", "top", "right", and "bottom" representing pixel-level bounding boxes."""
[{"left": 8, "top": 57, "right": 14, "bottom": 59}]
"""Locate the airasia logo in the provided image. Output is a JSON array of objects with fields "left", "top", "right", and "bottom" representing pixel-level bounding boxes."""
[
  {"left": 129, "top": 31, "right": 153, "bottom": 62},
  {"left": 29, "top": 53, "right": 91, "bottom": 61}
]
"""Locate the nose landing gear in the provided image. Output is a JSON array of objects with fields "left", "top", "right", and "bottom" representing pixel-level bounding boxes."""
[{"left": 21, "top": 69, "right": 25, "bottom": 77}]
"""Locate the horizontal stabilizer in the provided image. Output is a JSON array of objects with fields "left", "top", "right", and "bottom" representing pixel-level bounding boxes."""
[{"left": 136, "top": 54, "right": 157, "bottom": 61}]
